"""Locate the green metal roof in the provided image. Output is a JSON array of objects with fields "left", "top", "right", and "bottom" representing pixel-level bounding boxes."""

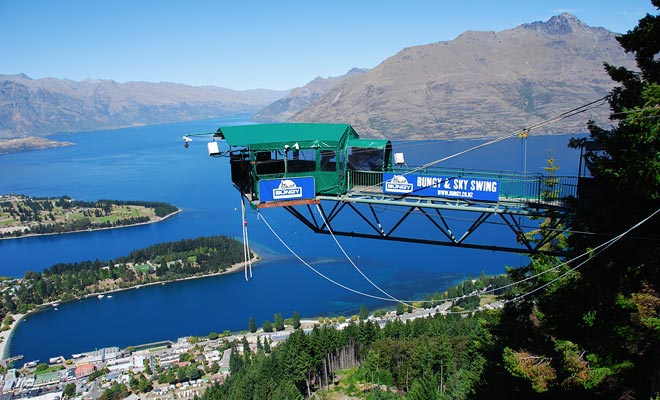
[
  {"left": 215, "top": 123, "right": 359, "bottom": 149},
  {"left": 34, "top": 371, "right": 61, "bottom": 385}
]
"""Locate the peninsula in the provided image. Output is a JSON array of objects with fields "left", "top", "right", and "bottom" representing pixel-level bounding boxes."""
[
  {"left": 0, "top": 194, "right": 179, "bottom": 239},
  {"left": 0, "top": 235, "right": 258, "bottom": 360},
  {"left": 0, "top": 137, "right": 74, "bottom": 154}
]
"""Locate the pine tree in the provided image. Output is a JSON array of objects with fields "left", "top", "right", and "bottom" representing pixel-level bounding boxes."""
[
  {"left": 229, "top": 346, "right": 243, "bottom": 375},
  {"left": 494, "top": 2, "right": 660, "bottom": 398},
  {"left": 359, "top": 304, "right": 369, "bottom": 321},
  {"left": 264, "top": 337, "right": 272, "bottom": 354},
  {"left": 263, "top": 320, "right": 273, "bottom": 333},
  {"left": 292, "top": 310, "right": 301, "bottom": 329},
  {"left": 407, "top": 374, "right": 440, "bottom": 400},
  {"left": 274, "top": 312, "right": 285, "bottom": 331}
]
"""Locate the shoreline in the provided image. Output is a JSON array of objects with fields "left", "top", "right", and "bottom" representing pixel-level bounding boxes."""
[
  {"left": 0, "top": 209, "right": 182, "bottom": 241},
  {"left": 78, "top": 252, "right": 260, "bottom": 300},
  {"left": 0, "top": 313, "right": 26, "bottom": 364},
  {"left": 1, "top": 252, "right": 259, "bottom": 361}
]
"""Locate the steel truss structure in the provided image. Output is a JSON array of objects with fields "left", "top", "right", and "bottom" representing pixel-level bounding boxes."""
[{"left": 270, "top": 191, "right": 573, "bottom": 257}]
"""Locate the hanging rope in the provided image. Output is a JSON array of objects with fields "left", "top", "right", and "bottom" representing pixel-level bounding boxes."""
[
  {"left": 314, "top": 203, "right": 411, "bottom": 308},
  {"left": 259, "top": 211, "right": 415, "bottom": 303},
  {"left": 413, "top": 96, "right": 608, "bottom": 173},
  {"left": 240, "top": 195, "right": 253, "bottom": 282},
  {"left": 258, "top": 198, "right": 660, "bottom": 308}
]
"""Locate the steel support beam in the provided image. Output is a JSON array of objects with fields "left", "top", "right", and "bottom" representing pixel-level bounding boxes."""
[{"left": 277, "top": 192, "right": 573, "bottom": 257}]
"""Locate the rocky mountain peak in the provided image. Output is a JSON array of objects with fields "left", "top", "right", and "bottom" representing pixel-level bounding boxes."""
[
  {"left": 346, "top": 67, "right": 369, "bottom": 76},
  {"left": 521, "top": 13, "right": 590, "bottom": 35}
]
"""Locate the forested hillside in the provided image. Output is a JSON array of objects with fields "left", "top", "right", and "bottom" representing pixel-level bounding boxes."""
[
  {"left": 0, "top": 236, "right": 248, "bottom": 326},
  {"left": 205, "top": 315, "right": 494, "bottom": 400},
  {"left": 198, "top": 3, "right": 660, "bottom": 399}
]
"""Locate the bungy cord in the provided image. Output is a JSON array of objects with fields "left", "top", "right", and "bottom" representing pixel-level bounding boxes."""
[
  {"left": 314, "top": 203, "right": 411, "bottom": 308},
  {"left": 241, "top": 195, "right": 253, "bottom": 281}
]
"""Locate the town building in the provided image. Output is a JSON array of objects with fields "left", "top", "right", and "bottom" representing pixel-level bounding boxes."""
[{"left": 74, "top": 363, "right": 96, "bottom": 378}]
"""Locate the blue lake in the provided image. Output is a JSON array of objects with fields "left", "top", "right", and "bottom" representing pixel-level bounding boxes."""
[{"left": 0, "top": 116, "right": 584, "bottom": 364}]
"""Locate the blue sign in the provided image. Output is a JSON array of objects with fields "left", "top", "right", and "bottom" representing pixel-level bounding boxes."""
[
  {"left": 259, "top": 177, "right": 316, "bottom": 202},
  {"left": 383, "top": 173, "right": 499, "bottom": 202}
]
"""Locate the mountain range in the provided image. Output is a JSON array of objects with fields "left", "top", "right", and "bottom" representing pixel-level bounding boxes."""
[
  {"left": 252, "top": 68, "right": 367, "bottom": 122},
  {"left": 0, "top": 13, "right": 638, "bottom": 152},
  {"left": 284, "top": 14, "right": 636, "bottom": 139},
  {"left": 0, "top": 74, "right": 286, "bottom": 139}
]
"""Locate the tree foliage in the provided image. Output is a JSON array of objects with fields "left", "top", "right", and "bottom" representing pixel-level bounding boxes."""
[
  {"left": 274, "top": 312, "right": 285, "bottom": 331},
  {"left": 570, "top": 0, "right": 660, "bottom": 199},
  {"left": 489, "top": 3, "right": 660, "bottom": 398},
  {"left": 292, "top": 310, "right": 301, "bottom": 329},
  {"left": 200, "top": 313, "right": 493, "bottom": 400},
  {"left": 63, "top": 383, "right": 76, "bottom": 398},
  {"left": 99, "top": 382, "right": 129, "bottom": 400},
  {"left": 359, "top": 304, "right": 369, "bottom": 321}
]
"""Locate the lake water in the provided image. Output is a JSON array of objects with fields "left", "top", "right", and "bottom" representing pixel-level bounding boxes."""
[{"left": 0, "top": 116, "right": 584, "bottom": 364}]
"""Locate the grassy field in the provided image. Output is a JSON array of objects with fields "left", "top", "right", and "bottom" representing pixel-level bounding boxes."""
[
  {"left": 0, "top": 195, "right": 168, "bottom": 237},
  {"left": 480, "top": 294, "right": 498, "bottom": 306}
]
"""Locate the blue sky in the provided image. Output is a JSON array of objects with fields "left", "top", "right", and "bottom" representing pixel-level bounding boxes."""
[{"left": 1, "top": 0, "right": 656, "bottom": 90}]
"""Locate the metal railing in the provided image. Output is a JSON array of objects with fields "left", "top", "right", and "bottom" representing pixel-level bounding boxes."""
[{"left": 348, "top": 168, "right": 578, "bottom": 207}]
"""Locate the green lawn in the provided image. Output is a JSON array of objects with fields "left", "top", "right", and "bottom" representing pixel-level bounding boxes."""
[{"left": 135, "top": 264, "right": 152, "bottom": 273}]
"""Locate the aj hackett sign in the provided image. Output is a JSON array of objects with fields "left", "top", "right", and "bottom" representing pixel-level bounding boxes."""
[
  {"left": 259, "top": 177, "right": 315, "bottom": 202},
  {"left": 383, "top": 173, "right": 499, "bottom": 202}
]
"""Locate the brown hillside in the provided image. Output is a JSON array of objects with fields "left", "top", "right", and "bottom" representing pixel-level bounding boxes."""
[{"left": 290, "top": 14, "right": 636, "bottom": 139}]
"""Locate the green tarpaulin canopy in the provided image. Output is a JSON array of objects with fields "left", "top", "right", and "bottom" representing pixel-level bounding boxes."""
[
  {"left": 348, "top": 138, "right": 391, "bottom": 149},
  {"left": 216, "top": 123, "right": 359, "bottom": 150}
]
